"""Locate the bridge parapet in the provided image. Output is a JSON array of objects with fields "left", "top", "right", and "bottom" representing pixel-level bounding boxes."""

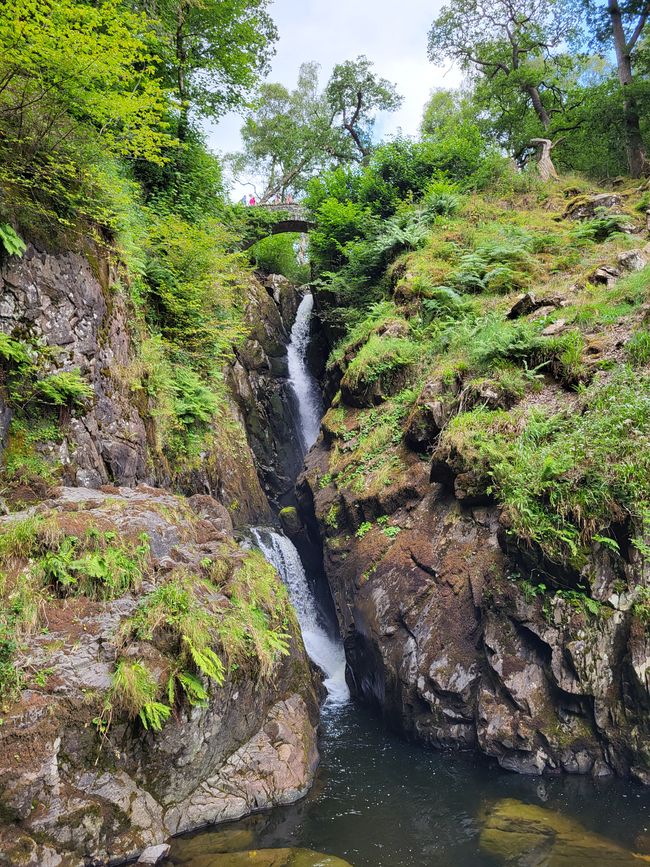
[{"left": 253, "top": 202, "right": 311, "bottom": 220}]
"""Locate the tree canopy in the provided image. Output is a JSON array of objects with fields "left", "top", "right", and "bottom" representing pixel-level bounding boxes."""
[{"left": 233, "top": 56, "right": 402, "bottom": 200}]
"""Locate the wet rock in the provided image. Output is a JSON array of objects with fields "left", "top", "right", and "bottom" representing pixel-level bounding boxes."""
[
  {"left": 137, "top": 843, "right": 170, "bottom": 864},
  {"left": 182, "top": 849, "right": 353, "bottom": 867},
  {"left": 226, "top": 278, "right": 305, "bottom": 508},
  {"left": 479, "top": 798, "right": 650, "bottom": 865},
  {"left": 280, "top": 505, "right": 303, "bottom": 536}
]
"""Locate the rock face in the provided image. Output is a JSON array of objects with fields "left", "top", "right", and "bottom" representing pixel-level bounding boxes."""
[
  {"left": 299, "top": 428, "right": 650, "bottom": 781},
  {"left": 227, "top": 274, "right": 306, "bottom": 508},
  {"left": 0, "top": 244, "right": 271, "bottom": 524},
  {"left": 0, "top": 486, "right": 319, "bottom": 866}
]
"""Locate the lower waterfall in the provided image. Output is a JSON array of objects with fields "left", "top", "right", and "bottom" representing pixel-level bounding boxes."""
[{"left": 251, "top": 527, "right": 349, "bottom": 705}]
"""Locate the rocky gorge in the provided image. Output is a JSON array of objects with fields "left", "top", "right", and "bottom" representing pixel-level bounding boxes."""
[{"left": 1, "top": 185, "right": 650, "bottom": 867}]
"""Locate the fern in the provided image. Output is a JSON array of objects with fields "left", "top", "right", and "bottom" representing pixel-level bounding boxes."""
[
  {"left": 177, "top": 671, "right": 209, "bottom": 706},
  {"left": 0, "top": 224, "right": 27, "bottom": 257},
  {"left": 139, "top": 701, "right": 172, "bottom": 731},
  {"left": 184, "top": 638, "right": 225, "bottom": 685}
]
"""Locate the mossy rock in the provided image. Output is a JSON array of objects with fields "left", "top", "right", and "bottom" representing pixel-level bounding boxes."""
[
  {"left": 177, "top": 848, "right": 353, "bottom": 867},
  {"left": 279, "top": 506, "right": 302, "bottom": 536},
  {"left": 480, "top": 798, "right": 650, "bottom": 865}
]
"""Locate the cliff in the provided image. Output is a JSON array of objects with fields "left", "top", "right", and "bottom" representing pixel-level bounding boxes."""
[
  {"left": 0, "top": 243, "right": 320, "bottom": 864},
  {"left": 296, "top": 186, "right": 650, "bottom": 783}
]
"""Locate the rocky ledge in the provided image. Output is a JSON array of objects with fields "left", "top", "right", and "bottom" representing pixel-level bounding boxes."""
[{"left": 0, "top": 486, "right": 319, "bottom": 866}]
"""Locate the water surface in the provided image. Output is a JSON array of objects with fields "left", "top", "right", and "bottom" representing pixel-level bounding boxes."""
[{"left": 167, "top": 702, "right": 650, "bottom": 866}]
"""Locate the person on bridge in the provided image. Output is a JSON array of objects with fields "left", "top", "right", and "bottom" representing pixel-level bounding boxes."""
[
  {"left": 240, "top": 194, "right": 248, "bottom": 205},
  {"left": 249, "top": 194, "right": 256, "bottom": 205}
]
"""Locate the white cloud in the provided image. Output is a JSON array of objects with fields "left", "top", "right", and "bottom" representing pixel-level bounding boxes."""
[{"left": 205, "top": 0, "right": 461, "bottom": 197}]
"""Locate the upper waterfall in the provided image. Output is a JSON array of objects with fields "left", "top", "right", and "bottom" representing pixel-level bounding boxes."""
[{"left": 287, "top": 292, "right": 323, "bottom": 453}]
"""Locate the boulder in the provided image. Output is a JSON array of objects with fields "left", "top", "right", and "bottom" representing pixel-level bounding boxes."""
[
  {"left": 479, "top": 798, "right": 650, "bottom": 865},
  {"left": 0, "top": 487, "right": 319, "bottom": 866},
  {"left": 563, "top": 193, "right": 623, "bottom": 220},
  {"left": 137, "top": 844, "right": 171, "bottom": 864}
]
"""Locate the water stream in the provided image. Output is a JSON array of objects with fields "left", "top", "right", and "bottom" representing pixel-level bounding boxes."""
[
  {"left": 250, "top": 527, "right": 349, "bottom": 705},
  {"left": 287, "top": 292, "right": 323, "bottom": 454},
  {"left": 165, "top": 291, "right": 650, "bottom": 866}
]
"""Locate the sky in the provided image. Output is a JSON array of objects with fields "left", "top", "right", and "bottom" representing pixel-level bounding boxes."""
[{"left": 205, "top": 0, "right": 462, "bottom": 198}]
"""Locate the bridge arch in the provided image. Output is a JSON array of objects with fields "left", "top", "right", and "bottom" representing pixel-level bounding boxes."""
[{"left": 239, "top": 203, "right": 316, "bottom": 251}]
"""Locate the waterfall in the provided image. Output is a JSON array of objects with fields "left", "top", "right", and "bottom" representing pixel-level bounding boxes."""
[
  {"left": 251, "top": 527, "right": 349, "bottom": 704},
  {"left": 287, "top": 292, "right": 323, "bottom": 453}
]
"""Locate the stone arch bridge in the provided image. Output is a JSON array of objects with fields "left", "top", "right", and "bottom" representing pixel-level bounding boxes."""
[{"left": 239, "top": 202, "right": 315, "bottom": 251}]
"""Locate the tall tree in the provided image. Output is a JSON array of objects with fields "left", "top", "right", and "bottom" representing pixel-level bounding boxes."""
[
  {"left": 233, "top": 58, "right": 401, "bottom": 198},
  {"left": 145, "top": 0, "right": 277, "bottom": 138},
  {"left": 577, "top": 0, "right": 649, "bottom": 176},
  {"left": 234, "top": 63, "right": 351, "bottom": 202},
  {"left": 427, "top": 0, "right": 581, "bottom": 173},
  {"left": 325, "top": 56, "right": 403, "bottom": 161}
]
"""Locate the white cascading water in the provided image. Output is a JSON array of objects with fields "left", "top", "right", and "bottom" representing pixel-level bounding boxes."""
[
  {"left": 251, "top": 291, "right": 349, "bottom": 704},
  {"left": 287, "top": 292, "right": 323, "bottom": 453},
  {"left": 251, "top": 527, "right": 349, "bottom": 704}
]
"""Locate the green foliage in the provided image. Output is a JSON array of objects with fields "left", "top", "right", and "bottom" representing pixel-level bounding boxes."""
[
  {"left": 33, "top": 371, "right": 94, "bottom": 408},
  {"left": 250, "top": 233, "right": 310, "bottom": 283},
  {"left": 0, "top": 225, "right": 27, "bottom": 258},
  {"left": 355, "top": 521, "right": 373, "bottom": 539},
  {"left": 36, "top": 531, "right": 150, "bottom": 600},
  {"left": 0, "top": 334, "right": 31, "bottom": 369},
  {"left": 442, "top": 369, "right": 650, "bottom": 565},
  {"left": 572, "top": 214, "right": 631, "bottom": 243},
  {"left": 104, "top": 660, "right": 170, "bottom": 732},
  {"left": 0, "top": 0, "right": 173, "bottom": 235},
  {"left": 626, "top": 329, "right": 650, "bottom": 366},
  {"left": 343, "top": 335, "right": 420, "bottom": 391}
]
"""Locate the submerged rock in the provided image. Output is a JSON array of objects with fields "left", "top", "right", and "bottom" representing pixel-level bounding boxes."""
[
  {"left": 479, "top": 798, "right": 650, "bottom": 865},
  {"left": 177, "top": 848, "right": 353, "bottom": 867}
]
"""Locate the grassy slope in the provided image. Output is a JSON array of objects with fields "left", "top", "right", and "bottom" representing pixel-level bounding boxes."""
[{"left": 319, "top": 177, "right": 650, "bottom": 617}]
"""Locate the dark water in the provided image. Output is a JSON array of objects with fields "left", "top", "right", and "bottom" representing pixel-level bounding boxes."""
[{"left": 166, "top": 701, "right": 650, "bottom": 867}]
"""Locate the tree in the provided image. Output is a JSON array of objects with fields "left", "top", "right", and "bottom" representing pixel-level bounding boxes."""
[
  {"left": 576, "top": 1, "right": 649, "bottom": 176},
  {"left": 325, "top": 56, "right": 403, "bottom": 161},
  {"left": 0, "top": 0, "right": 173, "bottom": 230},
  {"left": 145, "top": 0, "right": 278, "bottom": 138},
  {"left": 233, "top": 58, "right": 401, "bottom": 199},
  {"left": 233, "top": 63, "right": 351, "bottom": 202},
  {"left": 427, "top": 0, "right": 581, "bottom": 175}
]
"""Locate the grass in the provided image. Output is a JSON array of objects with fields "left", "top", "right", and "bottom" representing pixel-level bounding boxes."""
[
  {"left": 439, "top": 368, "right": 650, "bottom": 568},
  {"left": 0, "top": 518, "right": 151, "bottom": 701}
]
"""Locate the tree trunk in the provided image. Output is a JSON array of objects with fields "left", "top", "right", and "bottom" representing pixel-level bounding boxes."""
[
  {"left": 608, "top": 0, "right": 648, "bottom": 177},
  {"left": 525, "top": 85, "right": 551, "bottom": 131},
  {"left": 530, "top": 138, "right": 559, "bottom": 182}
]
